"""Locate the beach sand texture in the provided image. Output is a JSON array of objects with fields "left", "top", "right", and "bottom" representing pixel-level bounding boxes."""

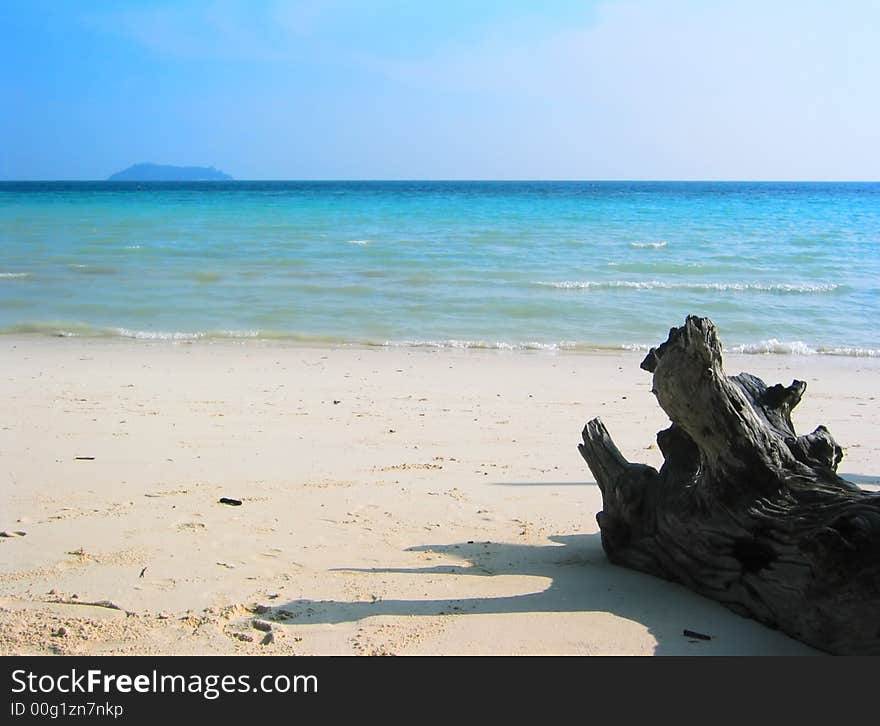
[{"left": 2, "top": 337, "right": 878, "bottom": 655}]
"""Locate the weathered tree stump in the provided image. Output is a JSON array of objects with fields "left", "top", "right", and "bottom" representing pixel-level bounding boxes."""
[{"left": 578, "top": 315, "right": 880, "bottom": 655}]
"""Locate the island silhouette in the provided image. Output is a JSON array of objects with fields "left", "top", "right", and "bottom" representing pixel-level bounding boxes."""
[{"left": 108, "top": 163, "right": 232, "bottom": 181}]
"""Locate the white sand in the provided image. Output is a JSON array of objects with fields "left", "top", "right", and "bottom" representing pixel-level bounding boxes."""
[{"left": 1, "top": 336, "right": 878, "bottom": 655}]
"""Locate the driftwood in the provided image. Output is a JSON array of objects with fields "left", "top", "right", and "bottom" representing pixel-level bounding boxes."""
[{"left": 578, "top": 316, "right": 880, "bottom": 655}]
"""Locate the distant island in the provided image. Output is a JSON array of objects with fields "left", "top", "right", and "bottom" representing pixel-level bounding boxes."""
[{"left": 107, "top": 163, "right": 233, "bottom": 181}]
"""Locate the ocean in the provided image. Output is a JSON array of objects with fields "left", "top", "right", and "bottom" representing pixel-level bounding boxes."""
[{"left": 1, "top": 181, "right": 878, "bottom": 355}]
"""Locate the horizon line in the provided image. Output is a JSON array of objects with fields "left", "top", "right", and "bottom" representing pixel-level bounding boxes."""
[{"left": 2, "top": 178, "right": 880, "bottom": 184}]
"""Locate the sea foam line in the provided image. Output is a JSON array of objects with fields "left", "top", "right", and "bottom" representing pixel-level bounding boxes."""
[
  {"left": 534, "top": 280, "right": 840, "bottom": 293},
  {"left": 379, "top": 339, "right": 581, "bottom": 352},
  {"left": 630, "top": 241, "right": 668, "bottom": 248},
  {"left": 115, "top": 328, "right": 262, "bottom": 341},
  {"left": 2, "top": 324, "right": 877, "bottom": 357},
  {"left": 729, "top": 339, "right": 880, "bottom": 357},
  {"left": 0, "top": 272, "right": 31, "bottom": 279},
  {"left": 380, "top": 339, "right": 880, "bottom": 356}
]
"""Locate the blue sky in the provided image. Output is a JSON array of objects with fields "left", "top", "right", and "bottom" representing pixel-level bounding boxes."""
[{"left": 1, "top": 0, "right": 878, "bottom": 180}]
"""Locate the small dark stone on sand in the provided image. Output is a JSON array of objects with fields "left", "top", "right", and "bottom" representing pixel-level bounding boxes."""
[
  {"left": 219, "top": 498, "right": 242, "bottom": 506},
  {"left": 683, "top": 628, "right": 712, "bottom": 641}
]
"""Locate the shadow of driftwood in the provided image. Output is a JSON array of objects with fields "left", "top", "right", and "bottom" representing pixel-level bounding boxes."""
[{"left": 272, "top": 534, "right": 819, "bottom": 655}]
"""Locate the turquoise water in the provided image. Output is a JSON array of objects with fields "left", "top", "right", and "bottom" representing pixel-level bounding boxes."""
[{"left": 1, "top": 181, "right": 878, "bottom": 354}]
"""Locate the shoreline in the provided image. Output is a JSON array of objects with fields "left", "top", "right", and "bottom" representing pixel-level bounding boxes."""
[
  {"left": 1, "top": 337, "right": 877, "bottom": 655},
  {"left": 3, "top": 330, "right": 880, "bottom": 357}
]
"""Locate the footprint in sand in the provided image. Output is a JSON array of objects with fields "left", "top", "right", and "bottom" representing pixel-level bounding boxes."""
[{"left": 177, "top": 522, "right": 207, "bottom": 532}]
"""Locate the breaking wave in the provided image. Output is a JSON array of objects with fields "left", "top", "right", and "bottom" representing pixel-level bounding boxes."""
[
  {"left": 534, "top": 280, "right": 840, "bottom": 293},
  {"left": 729, "top": 339, "right": 880, "bottom": 357}
]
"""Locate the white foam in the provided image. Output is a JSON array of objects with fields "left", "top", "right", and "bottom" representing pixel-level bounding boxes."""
[
  {"left": 114, "top": 328, "right": 262, "bottom": 341},
  {"left": 382, "top": 339, "right": 579, "bottom": 352},
  {"left": 384, "top": 337, "right": 878, "bottom": 357},
  {"left": 115, "top": 328, "right": 205, "bottom": 341},
  {"left": 347, "top": 239, "right": 370, "bottom": 245},
  {"left": 535, "top": 280, "right": 839, "bottom": 293},
  {"left": 729, "top": 339, "right": 818, "bottom": 355},
  {"left": 729, "top": 339, "right": 880, "bottom": 357},
  {"left": 4, "top": 323, "right": 877, "bottom": 358},
  {"left": 630, "top": 241, "right": 668, "bottom": 248},
  {"left": 0, "top": 272, "right": 30, "bottom": 279},
  {"left": 817, "top": 346, "right": 880, "bottom": 357}
]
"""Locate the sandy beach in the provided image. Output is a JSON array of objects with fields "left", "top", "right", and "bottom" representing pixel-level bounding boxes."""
[{"left": 1, "top": 336, "right": 878, "bottom": 656}]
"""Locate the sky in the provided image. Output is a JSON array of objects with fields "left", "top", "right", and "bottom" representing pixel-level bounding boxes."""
[{"left": 1, "top": 0, "right": 878, "bottom": 180}]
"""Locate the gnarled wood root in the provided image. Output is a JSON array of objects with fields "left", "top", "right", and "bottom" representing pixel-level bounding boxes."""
[{"left": 578, "top": 316, "right": 880, "bottom": 655}]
